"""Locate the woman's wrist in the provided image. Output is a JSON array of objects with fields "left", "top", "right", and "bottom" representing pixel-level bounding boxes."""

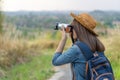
[
  {"left": 55, "top": 36, "right": 67, "bottom": 53},
  {"left": 55, "top": 27, "right": 67, "bottom": 53}
]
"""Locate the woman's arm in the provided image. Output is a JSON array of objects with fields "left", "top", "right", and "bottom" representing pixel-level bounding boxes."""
[
  {"left": 52, "top": 45, "right": 79, "bottom": 66},
  {"left": 52, "top": 27, "right": 79, "bottom": 66},
  {"left": 55, "top": 27, "right": 67, "bottom": 53}
]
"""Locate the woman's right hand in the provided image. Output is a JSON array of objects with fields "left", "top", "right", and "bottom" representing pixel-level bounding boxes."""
[
  {"left": 60, "top": 26, "right": 68, "bottom": 40},
  {"left": 55, "top": 26, "right": 67, "bottom": 53}
]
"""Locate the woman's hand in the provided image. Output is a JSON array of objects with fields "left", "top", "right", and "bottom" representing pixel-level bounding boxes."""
[
  {"left": 55, "top": 26, "right": 67, "bottom": 53},
  {"left": 60, "top": 26, "right": 67, "bottom": 40}
]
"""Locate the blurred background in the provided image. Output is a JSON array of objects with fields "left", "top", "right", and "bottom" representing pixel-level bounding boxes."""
[{"left": 0, "top": 0, "right": 120, "bottom": 80}]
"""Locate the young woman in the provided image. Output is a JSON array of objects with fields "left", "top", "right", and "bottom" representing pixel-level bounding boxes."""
[{"left": 52, "top": 13, "right": 105, "bottom": 80}]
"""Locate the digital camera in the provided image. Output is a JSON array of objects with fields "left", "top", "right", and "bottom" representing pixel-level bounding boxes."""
[{"left": 54, "top": 23, "right": 72, "bottom": 33}]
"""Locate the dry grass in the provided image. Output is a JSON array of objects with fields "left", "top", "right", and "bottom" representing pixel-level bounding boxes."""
[
  {"left": 29, "top": 38, "right": 59, "bottom": 49},
  {"left": 0, "top": 27, "right": 56, "bottom": 79},
  {"left": 0, "top": 27, "right": 59, "bottom": 69},
  {"left": 0, "top": 27, "right": 32, "bottom": 69},
  {"left": 99, "top": 29, "right": 120, "bottom": 79},
  {"left": 0, "top": 26, "right": 120, "bottom": 79},
  {"left": 0, "top": 35, "right": 29, "bottom": 68}
]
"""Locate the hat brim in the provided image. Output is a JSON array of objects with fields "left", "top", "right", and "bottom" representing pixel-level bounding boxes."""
[{"left": 70, "top": 13, "right": 98, "bottom": 36}]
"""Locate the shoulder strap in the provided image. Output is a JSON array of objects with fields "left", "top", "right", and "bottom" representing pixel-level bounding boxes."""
[{"left": 75, "top": 41, "right": 94, "bottom": 61}]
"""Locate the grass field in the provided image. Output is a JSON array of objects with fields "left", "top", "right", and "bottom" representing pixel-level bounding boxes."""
[
  {"left": 0, "top": 27, "right": 120, "bottom": 80},
  {"left": 100, "top": 29, "right": 120, "bottom": 80},
  {"left": 0, "top": 27, "right": 56, "bottom": 80},
  {"left": 0, "top": 49, "right": 54, "bottom": 80}
]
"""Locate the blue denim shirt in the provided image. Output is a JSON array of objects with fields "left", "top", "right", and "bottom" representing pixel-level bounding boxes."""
[{"left": 52, "top": 44, "right": 86, "bottom": 80}]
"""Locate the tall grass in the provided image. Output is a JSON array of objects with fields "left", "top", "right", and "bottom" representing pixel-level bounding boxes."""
[
  {"left": 0, "top": 53, "right": 54, "bottom": 80},
  {"left": 0, "top": 26, "right": 57, "bottom": 78},
  {"left": 0, "top": 26, "right": 120, "bottom": 79},
  {"left": 0, "top": 32, "right": 29, "bottom": 69},
  {"left": 0, "top": 27, "right": 57, "bottom": 68},
  {"left": 100, "top": 29, "right": 120, "bottom": 80}
]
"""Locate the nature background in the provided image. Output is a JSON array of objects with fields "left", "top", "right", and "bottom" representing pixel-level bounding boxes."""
[{"left": 0, "top": 0, "right": 120, "bottom": 80}]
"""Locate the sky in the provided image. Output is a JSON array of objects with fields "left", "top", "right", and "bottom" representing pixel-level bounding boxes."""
[{"left": 2, "top": 0, "right": 120, "bottom": 11}]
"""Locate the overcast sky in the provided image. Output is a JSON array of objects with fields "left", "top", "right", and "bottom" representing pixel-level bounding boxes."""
[{"left": 2, "top": 0, "right": 120, "bottom": 11}]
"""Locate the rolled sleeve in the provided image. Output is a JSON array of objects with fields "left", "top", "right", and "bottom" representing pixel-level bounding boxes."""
[{"left": 52, "top": 45, "right": 79, "bottom": 66}]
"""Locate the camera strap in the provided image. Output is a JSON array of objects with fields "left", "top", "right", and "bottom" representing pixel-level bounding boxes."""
[
  {"left": 71, "top": 29, "right": 76, "bottom": 80},
  {"left": 71, "top": 33, "right": 74, "bottom": 44},
  {"left": 70, "top": 27, "right": 74, "bottom": 44},
  {"left": 70, "top": 27, "right": 77, "bottom": 80}
]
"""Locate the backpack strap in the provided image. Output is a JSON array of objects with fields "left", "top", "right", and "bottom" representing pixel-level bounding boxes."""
[{"left": 75, "top": 41, "right": 94, "bottom": 61}]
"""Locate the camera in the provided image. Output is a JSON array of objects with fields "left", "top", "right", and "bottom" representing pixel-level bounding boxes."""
[{"left": 54, "top": 23, "right": 72, "bottom": 33}]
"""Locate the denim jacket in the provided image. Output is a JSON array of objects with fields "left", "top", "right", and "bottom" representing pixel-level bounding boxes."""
[{"left": 52, "top": 42, "right": 86, "bottom": 80}]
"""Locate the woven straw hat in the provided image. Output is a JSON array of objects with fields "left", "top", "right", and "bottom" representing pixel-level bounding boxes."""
[{"left": 70, "top": 12, "right": 98, "bottom": 36}]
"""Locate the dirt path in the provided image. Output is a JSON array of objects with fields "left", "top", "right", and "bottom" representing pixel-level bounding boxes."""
[{"left": 48, "top": 64, "right": 72, "bottom": 80}]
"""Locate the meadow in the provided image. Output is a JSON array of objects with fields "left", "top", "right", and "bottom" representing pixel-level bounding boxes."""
[
  {"left": 0, "top": 27, "right": 56, "bottom": 80},
  {"left": 0, "top": 26, "right": 120, "bottom": 80},
  {"left": 100, "top": 29, "right": 120, "bottom": 80}
]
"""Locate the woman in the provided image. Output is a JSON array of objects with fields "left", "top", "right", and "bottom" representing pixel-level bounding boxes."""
[{"left": 52, "top": 13, "right": 105, "bottom": 80}]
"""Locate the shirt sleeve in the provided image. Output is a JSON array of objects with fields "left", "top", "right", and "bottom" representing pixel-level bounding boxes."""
[{"left": 52, "top": 45, "right": 80, "bottom": 66}]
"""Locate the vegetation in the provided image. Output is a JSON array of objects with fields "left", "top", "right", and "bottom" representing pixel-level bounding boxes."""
[
  {"left": 0, "top": 27, "right": 56, "bottom": 80},
  {"left": 0, "top": 11, "right": 120, "bottom": 80},
  {"left": 0, "top": 0, "right": 3, "bottom": 33},
  {"left": 4, "top": 11, "right": 120, "bottom": 29},
  {"left": 0, "top": 52, "right": 54, "bottom": 80},
  {"left": 100, "top": 29, "right": 120, "bottom": 80},
  {"left": 0, "top": 12, "right": 2, "bottom": 33}
]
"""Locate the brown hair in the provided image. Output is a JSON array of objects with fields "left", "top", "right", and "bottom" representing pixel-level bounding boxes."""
[{"left": 71, "top": 19, "right": 105, "bottom": 52}]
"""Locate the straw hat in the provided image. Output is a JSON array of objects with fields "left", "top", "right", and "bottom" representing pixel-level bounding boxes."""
[{"left": 70, "top": 12, "right": 98, "bottom": 36}]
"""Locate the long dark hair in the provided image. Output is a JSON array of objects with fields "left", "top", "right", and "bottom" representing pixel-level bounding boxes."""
[{"left": 71, "top": 19, "right": 105, "bottom": 52}]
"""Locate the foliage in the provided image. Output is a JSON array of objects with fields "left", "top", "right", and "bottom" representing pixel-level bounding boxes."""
[
  {"left": 90, "top": 10, "right": 120, "bottom": 28},
  {"left": 4, "top": 11, "right": 72, "bottom": 29},
  {"left": 0, "top": 10, "right": 120, "bottom": 80},
  {"left": 100, "top": 29, "right": 120, "bottom": 80},
  {"left": 3, "top": 11, "right": 120, "bottom": 29},
  {"left": 0, "top": 53, "right": 54, "bottom": 80},
  {"left": 0, "top": 25, "right": 120, "bottom": 79},
  {"left": 0, "top": 27, "right": 56, "bottom": 79}
]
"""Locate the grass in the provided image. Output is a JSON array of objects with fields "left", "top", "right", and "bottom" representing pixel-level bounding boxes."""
[
  {"left": 100, "top": 29, "right": 120, "bottom": 80},
  {"left": 0, "top": 26, "right": 120, "bottom": 80},
  {"left": 0, "top": 27, "right": 55, "bottom": 80},
  {"left": 0, "top": 51, "right": 54, "bottom": 80}
]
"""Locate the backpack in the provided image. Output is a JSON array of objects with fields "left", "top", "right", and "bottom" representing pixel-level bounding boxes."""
[{"left": 75, "top": 41, "right": 115, "bottom": 80}]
